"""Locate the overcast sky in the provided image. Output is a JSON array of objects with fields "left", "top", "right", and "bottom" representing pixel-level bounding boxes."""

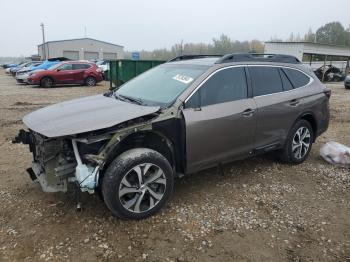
[{"left": 0, "top": 0, "right": 349, "bottom": 56}]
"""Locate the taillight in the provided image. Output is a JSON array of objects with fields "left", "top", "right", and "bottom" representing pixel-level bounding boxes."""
[{"left": 324, "top": 89, "right": 331, "bottom": 99}]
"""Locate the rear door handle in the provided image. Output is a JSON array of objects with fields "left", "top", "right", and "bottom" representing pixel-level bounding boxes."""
[
  {"left": 289, "top": 99, "right": 300, "bottom": 107},
  {"left": 242, "top": 108, "right": 255, "bottom": 117}
]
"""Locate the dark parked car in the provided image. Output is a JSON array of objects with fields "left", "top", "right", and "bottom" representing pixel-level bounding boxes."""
[
  {"left": 314, "top": 64, "right": 345, "bottom": 82},
  {"left": 27, "top": 61, "right": 103, "bottom": 87},
  {"left": 14, "top": 54, "right": 330, "bottom": 219},
  {"left": 345, "top": 74, "right": 350, "bottom": 89}
]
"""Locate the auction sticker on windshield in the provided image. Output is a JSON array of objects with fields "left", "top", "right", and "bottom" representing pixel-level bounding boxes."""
[{"left": 172, "top": 74, "right": 194, "bottom": 84}]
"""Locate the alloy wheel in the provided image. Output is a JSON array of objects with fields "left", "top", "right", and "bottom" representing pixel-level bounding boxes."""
[
  {"left": 118, "top": 163, "right": 167, "bottom": 213},
  {"left": 86, "top": 77, "right": 96, "bottom": 86},
  {"left": 44, "top": 78, "right": 53, "bottom": 87},
  {"left": 292, "top": 127, "right": 311, "bottom": 159}
]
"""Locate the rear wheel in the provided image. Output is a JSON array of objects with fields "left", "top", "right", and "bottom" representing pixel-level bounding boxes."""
[
  {"left": 280, "top": 120, "right": 314, "bottom": 164},
  {"left": 102, "top": 148, "right": 174, "bottom": 219},
  {"left": 85, "top": 76, "right": 96, "bottom": 86},
  {"left": 40, "top": 77, "right": 53, "bottom": 88}
]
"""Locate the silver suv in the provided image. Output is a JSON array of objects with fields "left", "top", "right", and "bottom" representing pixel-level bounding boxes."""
[{"left": 14, "top": 54, "right": 330, "bottom": 219}]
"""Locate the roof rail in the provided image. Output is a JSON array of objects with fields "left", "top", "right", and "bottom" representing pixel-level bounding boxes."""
[
  {"left": 216, "top": 53, "right": 300, "bottom": 64},
  {"left": 168, "top": 54, "right": 222, "bottom": 62}
]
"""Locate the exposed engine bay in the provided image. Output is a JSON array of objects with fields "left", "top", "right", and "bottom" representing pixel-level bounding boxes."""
[
  {"left": 14, "top": 129, "right": 106, "bottom": 193},
  {"left": 12, "top": 105, "right": 183, "bottom": 194}
]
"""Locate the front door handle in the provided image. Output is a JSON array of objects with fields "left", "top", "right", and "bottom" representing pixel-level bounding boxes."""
[
  {"left": 242, "top": 108, "right": 255, "bottom": 117},
  {"left": 289, "top": 99, "right": 300, "bottom": 107}
]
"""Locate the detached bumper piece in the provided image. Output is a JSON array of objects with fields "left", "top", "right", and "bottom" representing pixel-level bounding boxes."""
[{"left": 12, "top": 129, "right": 32, "bottom": 144}]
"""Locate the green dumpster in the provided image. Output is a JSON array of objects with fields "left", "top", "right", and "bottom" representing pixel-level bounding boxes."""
[
  {"left": 104, "top": 70, "right": 109, "bottom": 81},
  {"left": 108, "top": 59, "right": 165, "bottom": 89}
]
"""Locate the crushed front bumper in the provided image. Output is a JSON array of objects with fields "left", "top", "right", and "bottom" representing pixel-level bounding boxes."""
[
  {"left": 13, "top": 129, "right": 101, "bottom": 193},
  {"left": 27, "top": 161, "right": 68, "bottom": 192},
  {"left": 13, "top": 129, "right": 71, "bottom": 192}
]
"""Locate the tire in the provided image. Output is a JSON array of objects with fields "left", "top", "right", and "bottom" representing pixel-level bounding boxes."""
[
  {"left": 85, "top": 76, "right": 96, "bottom": 86},
  {"left": 40, "top": 77, "right": 53, "bottom": 88},
  {"left": 102, "top": 148, "right": 174, "bottom": 219},
  {"left": 331, "top": 76, "right": 338, "bottom": 82},
  {"left": 280, "top": 120, "right": 314, "bottom": 164}
]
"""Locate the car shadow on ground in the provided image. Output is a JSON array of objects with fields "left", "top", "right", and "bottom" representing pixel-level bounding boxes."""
[{"left": 30, "top": 152, "right": 285, "bottom": 220}]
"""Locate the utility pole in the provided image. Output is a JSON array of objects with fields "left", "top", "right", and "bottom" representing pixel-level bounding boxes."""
[
  {"left": 40, "top": 23, "right": 46, "bottom": 60},
  {"left": 180, "top": 40, "right": 184, "bottom": 56},
  {"left": 84, "top": 26, "right": 87, "bottom": 38}
]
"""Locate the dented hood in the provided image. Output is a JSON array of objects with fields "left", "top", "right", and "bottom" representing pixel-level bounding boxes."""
[{"left": 23, "top": 95, "right": 160, "bottom": 138}]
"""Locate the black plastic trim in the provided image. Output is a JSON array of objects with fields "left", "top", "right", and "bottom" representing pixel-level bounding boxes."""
[{"left": 216, "top": 53, "right": 300, "bottom": 64}]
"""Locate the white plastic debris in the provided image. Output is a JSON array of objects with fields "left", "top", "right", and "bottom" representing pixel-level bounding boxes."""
[{"left": 320, "top": 141, "right": 350, "bottom": 167}]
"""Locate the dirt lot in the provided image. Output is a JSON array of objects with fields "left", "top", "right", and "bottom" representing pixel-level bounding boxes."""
[{"left": 0, "top": 69, "right": 349, "bottom": 262}]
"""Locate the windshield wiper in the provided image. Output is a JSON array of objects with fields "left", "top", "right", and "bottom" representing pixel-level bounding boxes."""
[
  {"left": 109, "top": 91, "right": 145, "bottom": 105},
  {"left": 118, "top": 94, "right": 144, "bottom": 105},
  {"left": 112, "top": 92, "right": 126, "bottom": 101}
]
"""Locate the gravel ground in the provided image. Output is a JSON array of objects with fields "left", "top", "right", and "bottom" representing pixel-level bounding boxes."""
[{"left": 0, "top": 69, "right": 349, "bottom": 261}]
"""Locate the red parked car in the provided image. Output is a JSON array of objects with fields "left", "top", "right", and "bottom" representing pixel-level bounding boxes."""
[{"left": 27, "top": 61, "right": 103, "bottom": 88}]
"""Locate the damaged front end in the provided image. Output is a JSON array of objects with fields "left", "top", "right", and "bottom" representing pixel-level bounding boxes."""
[
  {"left": 12, "top": 111, "right": 159, "bottom": 194},
  {"left": 13, "top": 129, "right": 107, "bottom": 194}
]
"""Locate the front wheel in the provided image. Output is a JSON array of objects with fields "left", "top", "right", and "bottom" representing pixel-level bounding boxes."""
[
  {"left": 102, "top": 148, "right": 174, "bottom": 219},
  {"left": 40, "top": 77, "right": 53, "bottom": 88},
  {"left": 280, "top": 120, "right": 314, "bottom": 164}
]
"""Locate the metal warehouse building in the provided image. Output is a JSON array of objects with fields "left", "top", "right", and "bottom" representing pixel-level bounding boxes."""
[
  {"left": 265, "top": 41, "right": 350, "bottom": 63},
  {"left": 38, "top": 37, "right": 124, "bottom": 61}
]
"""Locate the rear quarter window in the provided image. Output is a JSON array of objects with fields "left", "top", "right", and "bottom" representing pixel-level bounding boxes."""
[{"left": 283, "top": 68, "right": 310, "bottom": 88}]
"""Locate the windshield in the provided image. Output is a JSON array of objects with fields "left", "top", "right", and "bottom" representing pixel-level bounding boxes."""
[{"left": 115, "top": 64, "right": 209, "bottom": 106}]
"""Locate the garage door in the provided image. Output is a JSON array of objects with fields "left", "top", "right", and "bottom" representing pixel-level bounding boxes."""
[
  {"left": 103, "top": 52, "right": 117, "bottom": 60},
  {"left": 84, "top": 52, "right": 99, "bottom": 61},
  {"left": 63, "top": 51, "right": 79, "bottom": 60}
]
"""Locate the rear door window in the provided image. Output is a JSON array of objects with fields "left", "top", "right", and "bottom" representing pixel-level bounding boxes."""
[
  {"left": 249, "top": 66, "right": 283, "bottom": 96},
  {"left": 282, "top": 68, "right": 310, "bottom": 88}
]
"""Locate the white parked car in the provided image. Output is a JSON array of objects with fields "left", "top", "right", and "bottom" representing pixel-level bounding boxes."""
[
  {"left": 16, "top": 69, "right": 44, "bottom": 84},
  {"left": 96, "top": 60, "right": 109, "bottom": 72},
  {"left": 15, "top": 71, "right": 31, "bottom": 84}
]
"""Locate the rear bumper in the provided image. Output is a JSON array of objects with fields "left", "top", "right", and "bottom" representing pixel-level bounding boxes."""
[
  {"left": 96, "top": 75, "right": 103, "bottom": 82},
  {"left": 316, "top": 100, "right": 330, "bottom": 138}
]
